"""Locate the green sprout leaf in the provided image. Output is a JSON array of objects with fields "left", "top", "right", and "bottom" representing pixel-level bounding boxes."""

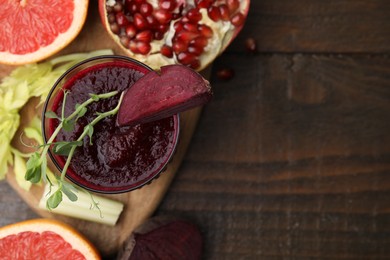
[
  {"left": 25, "top": 152, "right": 42, "bottom": 183},
  {"left": 62, "top": 118, "right": 75, "bottom": 132},
  {"left": 47, "top": 189, "right": 62, "bottom": 209},
  {"left": 89, "top": 93, "right": 100, "bottom": 101},
  {"left": 75, "top": 103, "right": 88, "bottom": 119},
  {"left": 45, "top": 111, "right": 60, "bottom": 119},
  {"left": 62, "top": 182, "right": 78, "bottom": 202},
  {"left": 86, "top": 125, "right": 94, "bottom": 145},
  {"left": 53, "top": 141, "right": 83, "bottom": 156}
]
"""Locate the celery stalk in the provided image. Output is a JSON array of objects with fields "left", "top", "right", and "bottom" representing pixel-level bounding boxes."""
[{"left": 39, "top": 183, "right": 124, "bottom": 226}]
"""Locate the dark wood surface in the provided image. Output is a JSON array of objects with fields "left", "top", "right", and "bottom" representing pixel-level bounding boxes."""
[{"left": 1, "top": 1, "right": 390, "bottom": 259}]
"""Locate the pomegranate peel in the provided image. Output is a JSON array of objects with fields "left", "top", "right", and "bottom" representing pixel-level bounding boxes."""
[
  {"left": 99, "top": 0, "right": 250, "bottom": 71},
  {"left": 0, "top": 0, "right": 89, "bottom": 65},
  {"left": 118, "top": 64, "right": 212, "bottom": 126}
]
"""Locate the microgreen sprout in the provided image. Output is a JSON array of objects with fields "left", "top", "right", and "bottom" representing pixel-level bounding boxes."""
[{"left": 25, "top": 90, "right": 124, "bottom": 211}]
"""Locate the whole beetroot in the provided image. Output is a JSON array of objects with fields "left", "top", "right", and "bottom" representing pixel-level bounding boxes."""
[{"left": 117, "top": 216, "right": 203, "bottom": 260}]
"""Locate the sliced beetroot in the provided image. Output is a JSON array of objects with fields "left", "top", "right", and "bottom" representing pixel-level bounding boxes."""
[{"left": 117, "top": 64, "right": 212, "bottom": 126}]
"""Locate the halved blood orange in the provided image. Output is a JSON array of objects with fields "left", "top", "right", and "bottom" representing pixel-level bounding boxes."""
[
  {"left": 0, "top": 0, "right": 89, "bottom": 65},
  {"left": 0, "top": 218, "right": 100, "bottom": 259}
]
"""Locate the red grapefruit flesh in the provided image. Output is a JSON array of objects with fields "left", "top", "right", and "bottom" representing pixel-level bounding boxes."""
[
  {"left": 0, "top": 0, "right": 89, "bottom": 65},
  {"left": 117, "top": 64, "right": 212, "bottom": 126},
  {"left": 0, "top": 219, "right": 100, "bottom": 259}
]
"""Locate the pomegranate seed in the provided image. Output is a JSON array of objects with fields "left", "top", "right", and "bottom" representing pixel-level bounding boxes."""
[
  {"left": 154, "top": 31, "right": 165, "bottom": 40},
  {"left": 157, "top": 24, "right": 169, "bottom": 33},
  {"left": 133, "top": 0, "right": 145, "bottom": 4},
  {"left": 113, "top": 2, "right": 123, "bottom": 12},
  {"left": 137, "top": 41, "right": 152, "bottom": 54},
  {"left": 129, "top": 40, "right": 139, "bottom": 53},
  {"left": 136, "top": 30, "right": 152, "bottom": 42},
  {"left": 216, "top": 68, "right": 235, "bottom": 81},
  {"left": 207, "top": 6, "right": 221, "bottom": 22},
  {"left": 181, "top": 16, "right": 189, "bottom": 23},
  {"left": 134, "top": 13, "right": 148, "bottom": 30},
  {"left": 127, "top": 2, "right": 139, "bottom": 13},
  {"left": 183, "top": 23, "right": 199, "bottom": 33},
  {"left": 116, "top": 12, "right": 129, "bottom": 26},
  {"left": 152, "top": 24, "right": 168, "bottom": 39},
  {"left": 245, "top": 37, "right": 257, "bottom": 54},
  {"left": 160, "top": 44, "right": 173, "bottom": 58},
  {"left": 118, "top": 27, "right": 127, "bottom": 36},
  {"left": 219, "top": 4, "right": 230, "bottom": 21},
  {"left": 186, "top": 8, "right": 202, "bottom": 23},
  {"left": 227, "top": 0, "right": 239, "bottom": 13},
  {"left": 190, "top": 36, "right": 208, "bottom": 48},
  {"left": 198, "top": 25, "right": 213, "bottom": 38},
  {"left": 176, "top": 31, "right": 198, "bottom": 43},
  {"left": 120, "top": 36, "right": 130, "bottom": 47},
  {"left": 119, "top": 27, "right": 126, "bottom": 36},
  {"left": 154, "top": 9, "right": 173, "bottom": 24},
  {"left": 106, "top": 5, "right": 114, "bottom": 13},
  {"left": 188, "top": 45, "right": 203, "bottom": 56},
  {"left": 110, "top": 23, "right": 120, "bottom": 34},
  {"left": 231, "top": 12, "right": 245, "bottom": 26},
  {"left": 172, "top": 40, "right": 188, "bottom": 54},
  {"left": 108, "top": 13, "right": 116, "bottom": 23},
  {"left": 190, "top": 59, "right": 201, "bottom": 69},
  {"left": 125, "top": 24, "right": 137, "bottom": 38},
  {"left": 195, "top": 0, "right": 213, "bottom": 9},
  {"left": 177, "top": 52, "right": 196, "bottom": 65},
  {"left": 139, "top": 3, "right": 153, "bottom": 15},
  {"left": 145, "top": 15, "right": 158, "bottom": 27},
  {"left": 159, "top": 0, "right": 177, "bottom": 12},
  {"left": 174, "top": 21, "right": 184, "bottom": 31},
  {"left": 127, "top": 15, "right": 134, "bottom": 23}
]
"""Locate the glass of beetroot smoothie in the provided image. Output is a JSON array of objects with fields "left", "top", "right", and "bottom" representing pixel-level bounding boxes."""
[{"left": 42, "top": 55, "right": 180, "bottom": 193}]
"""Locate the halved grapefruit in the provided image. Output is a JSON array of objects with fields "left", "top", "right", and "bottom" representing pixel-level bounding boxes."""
[
  {"left": 0, "top": 0, "right": 89, "bottom": 65},
  {"left": 0, "top": 218, "right": 100, "bottom": 259}
]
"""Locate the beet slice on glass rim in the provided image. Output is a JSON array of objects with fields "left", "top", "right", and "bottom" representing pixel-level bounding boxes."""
[{"left": 118, "top": 64, "right": 212, "bottom": 126}]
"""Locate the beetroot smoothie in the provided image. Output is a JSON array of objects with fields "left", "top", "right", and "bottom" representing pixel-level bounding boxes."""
[{"left": 43, "top": 56, "right": 179, "bottom": 193}]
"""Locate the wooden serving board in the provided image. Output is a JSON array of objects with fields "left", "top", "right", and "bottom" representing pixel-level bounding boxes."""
[{"left": 2, "top": 4, "right": 209, "bottom": 257}]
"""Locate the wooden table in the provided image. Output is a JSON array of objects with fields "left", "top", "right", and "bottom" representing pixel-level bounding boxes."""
[{"left": 1, "top": 1, "right": 389, "bottom": 259}]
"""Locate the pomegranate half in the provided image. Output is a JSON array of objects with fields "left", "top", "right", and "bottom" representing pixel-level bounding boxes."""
[{"left": 98, "top": 0, "right": 250, "bottom": 71}]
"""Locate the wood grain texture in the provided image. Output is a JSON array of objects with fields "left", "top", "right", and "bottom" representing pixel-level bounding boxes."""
[
  {"left": 155, "top": 54, "right": 390, "bottom": 259},
  {"left": 229, "top": 0, "right": 390, "bottom": 53},
  {"left": 1, "top": 0, "right": 390, "bottom": 259}
]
